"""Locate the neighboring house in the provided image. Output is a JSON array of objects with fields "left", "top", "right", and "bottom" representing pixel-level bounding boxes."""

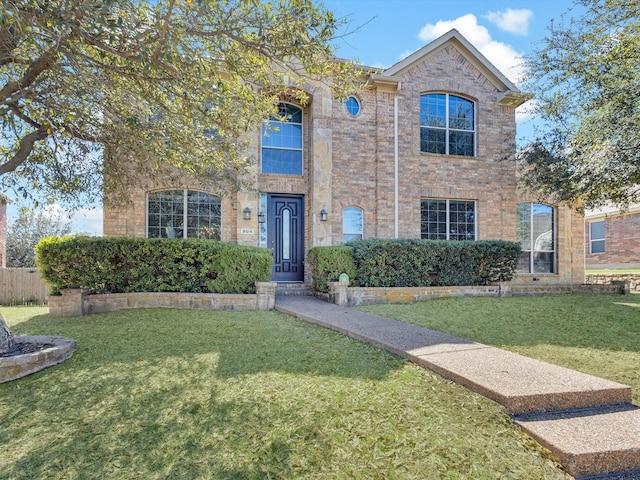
[
  {"left": 104, "top": 29, "right": 585, "bottom": 285},
  {"left": 585, "top": 203, "right": 640, "bottom": 270}
]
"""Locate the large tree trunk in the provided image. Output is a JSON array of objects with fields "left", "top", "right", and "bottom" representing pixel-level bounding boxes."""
[{"left": 0, "top": 313, "right": 15, "bottom": 355}]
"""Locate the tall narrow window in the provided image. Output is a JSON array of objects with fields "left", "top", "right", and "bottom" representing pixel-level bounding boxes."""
[
  {"left": 517, "top": 203, "right": 555, "bottom": 273},
  {"left": 420, "top": 199, "right": 476, "bottom": 240},
  {"left": 261, "top": 103, "right": 303, "bottom": 175},
  {"left": 148, "top": 190, "right": 221, "bottom": 239},
  {"left": 420, "top": 93, "right": 475, "bottom": 156},
  {"left": 590, "top": 221, "right": 605, "bottom": 254},
  {"left": 343, "top": 207, "right": 363, "bottom": 243}
]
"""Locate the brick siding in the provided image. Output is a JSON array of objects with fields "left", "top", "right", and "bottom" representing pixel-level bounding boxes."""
[
  {"left": 103, "top": 32, "right": 585, "bottom": 286},
  {"left": 586, "top": 213, "right": 640, "bottom": 269}
]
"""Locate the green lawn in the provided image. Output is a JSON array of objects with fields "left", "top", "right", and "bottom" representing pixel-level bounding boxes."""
[
  {"left": 0, "top": 306, "right": 569, "bottom": 479},
  {"left": 359, "top": 293, "right": 640, "bottom": 404}
]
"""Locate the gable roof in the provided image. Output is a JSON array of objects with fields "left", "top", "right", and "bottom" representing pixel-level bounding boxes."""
[{"left": 377, "top": 29, "right": 530, "bottom": 107}]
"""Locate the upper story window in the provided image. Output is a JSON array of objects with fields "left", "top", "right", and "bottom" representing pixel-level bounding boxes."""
[
  {"left": 261, "top": 103, "right": 303, "bottom": 175},
  {"left": 420, "top": 199, "right": 476, "bottom": 240},
  {"left": 345, "top": 96, "right": 361, "bottom": 116},
  {"left": 420, "top": 93, "right": 475, "bottom": 156},
  {"left": 589, "top": 221, "right": 605, "bottom": 254},
  {"left": 517, "top": 202, "right": 555, "bottom": 273},
  {"left": 343, "top": 207, "right": 363, "bottom": 243},
  {"left": 148, "top": 189, "right": 221, "bottom": 240}
]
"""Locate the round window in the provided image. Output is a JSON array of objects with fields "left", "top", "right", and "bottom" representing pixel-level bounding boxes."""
[{"left": 345, "top": 96, "right": 360, "bottom": 116}]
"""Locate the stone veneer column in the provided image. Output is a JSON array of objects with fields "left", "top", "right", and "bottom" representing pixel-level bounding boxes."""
[
  {"left": 49, "top": 289, "right": 87, "bottom": 317},
  {"left": 328, "top": 281, "right": 349, "bottom": 306},
  {"left": 310, "top": 94, "right": 333, "bottom": 248},
  {"left": 256, "top": 282, "right": 277, "bottom": 310}
]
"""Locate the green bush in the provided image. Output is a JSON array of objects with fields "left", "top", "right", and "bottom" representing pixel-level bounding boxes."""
[
  {"left": 350, "top": 240, "right": 437, "bottom": 287},
  {"left": 307, "top": 246, "right": 358, "bottom": 293},
  {"left": 36, "top": 236, "right": 273, "bottom": 295},
  {"left": 317, "top": 239, "right": 520, "bottom": 288}
]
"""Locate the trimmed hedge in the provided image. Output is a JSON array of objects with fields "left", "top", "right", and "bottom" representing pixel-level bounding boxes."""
[
  {"left": 36, "top": 236, "right": 273, "bottom": 295},
  {"left": 310, "top": 239, "right": 521, "bottom": 290},
  {"left": 307, "top": 246, "right": 358, "bottom": 293}
]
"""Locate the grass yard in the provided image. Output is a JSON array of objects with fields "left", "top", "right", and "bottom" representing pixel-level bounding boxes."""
[
  {"left": 360, "top": 293, "right": 640, "bottom": 404},
  {"left": 0, "top": 306, "right": 569, "bottom": 479}
]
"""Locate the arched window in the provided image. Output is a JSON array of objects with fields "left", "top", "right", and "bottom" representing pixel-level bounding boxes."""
[
  {"left": 147, "top": 190, "right": 221, "bottom": 239},
  {"left": 517, "top": 202, "right": 555, "bottom": 273},
  {"left": 261, "top": 103, "right": 303, "bottom": 175},
  {"left": 420, "top": 93, "right": 475, "bottom": 156},
  {"left": 343, "top": 207, "right": 363, "bottom": 243}
]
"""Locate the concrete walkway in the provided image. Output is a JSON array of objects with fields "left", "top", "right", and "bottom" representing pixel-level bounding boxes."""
[{"left": 275, "top": 295, "right": 640, "bottom": 480}]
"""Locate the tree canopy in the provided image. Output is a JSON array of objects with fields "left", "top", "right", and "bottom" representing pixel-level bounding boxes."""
[
  {"left": 0, "top": 0, "right": 361, "bottom": 208},
  {"left": 518, "top": 0, "right": 640, "bottom": 210},
  {"left": 6, "top": 206, "right": 72, "bottom": 267}
]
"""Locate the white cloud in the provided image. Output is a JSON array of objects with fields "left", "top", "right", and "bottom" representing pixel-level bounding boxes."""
[
  {"left": 39, "top": 204, "right": 103, "bottom": 235},
  {"left": 41, "top": 204, "right": 67, "bottom": 219},
  {"left": 418, "top": 14, "right": 525, "bottom": 84},
  {"left": 484, "top": 9, "right": 533, "bottom": 36},
  {"left": 69, "top": 207, "right": 103, "bottom": 236}
]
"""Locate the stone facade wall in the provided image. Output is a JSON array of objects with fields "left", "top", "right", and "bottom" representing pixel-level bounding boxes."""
[
  {"left": 49, "top": 283, "right": 277, "bottom": 317},
  {"left": 328, "top": 281, "right": 623, "bottom": 307},
  {"left": 585, "top": 274, "right": 640, "bottom": 292},
  {"left": 586, "top": 213, "right": 640, "bottom": 269}
]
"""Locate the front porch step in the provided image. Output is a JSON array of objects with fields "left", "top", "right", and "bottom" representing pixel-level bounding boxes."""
[
  {"left": 514, "top": 404, "right": 640, "bottom": 479},
  {"left": 275, "top": 283, "right": 314, "bottom": 296}
]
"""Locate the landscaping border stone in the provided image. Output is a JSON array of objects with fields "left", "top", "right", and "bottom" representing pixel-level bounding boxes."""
[{"left": 48, "top": 282, "right": 278, "bottom": 317}]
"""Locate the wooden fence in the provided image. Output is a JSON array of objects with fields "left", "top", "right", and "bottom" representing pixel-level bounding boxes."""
[{"left": 0, "top": 268, "right": 50, "bottom": 305}]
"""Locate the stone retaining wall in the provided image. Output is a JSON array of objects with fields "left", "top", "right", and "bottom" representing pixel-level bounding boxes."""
[
  {"left": 585, "top": 274, "right": 640, "bottom": 292},
  {"left": 49, "top": 282, "right": 277, "bottom": 317},
  {"left": 328, "top": 282, "right": 625, "bottom": 307}
]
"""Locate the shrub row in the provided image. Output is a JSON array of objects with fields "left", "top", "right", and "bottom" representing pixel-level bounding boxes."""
[
  {"left": 36, "top": 237, "right": 273, "bottom": 295},
  {"left": 307, "top": 246, "right": 359, "bottom": 293},
  {"left": 310, "top": 239, "right": 521, "bottom": 291}
]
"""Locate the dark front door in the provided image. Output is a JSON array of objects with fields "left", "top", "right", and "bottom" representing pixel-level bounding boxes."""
[{"left": 268, "top": 194, "right": 304, "bottom": 282}]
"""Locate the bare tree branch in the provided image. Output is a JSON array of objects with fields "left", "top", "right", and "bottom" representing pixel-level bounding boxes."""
[
  {"left": 0, "top": 128, "right": 49, "bottom": 175},
  {"left": 0, "top": 50, "right": 57, "bottom": 103}
]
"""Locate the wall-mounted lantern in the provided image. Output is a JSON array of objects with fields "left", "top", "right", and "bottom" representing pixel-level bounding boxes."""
[
  {"left": 243, "top": 207, "right": 252, "bottom": 221},
  {"left": 320, "top": 209, "right": 328, "bottom": 222}
]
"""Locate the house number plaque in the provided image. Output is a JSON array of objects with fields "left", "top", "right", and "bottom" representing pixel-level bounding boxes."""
[{"left": 239, "top": 228, "right": 255, "bottom": 235}]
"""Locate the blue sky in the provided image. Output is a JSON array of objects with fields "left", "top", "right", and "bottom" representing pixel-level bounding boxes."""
[{"left": 8, "top": 0, "right": 582, "bottom": 235}]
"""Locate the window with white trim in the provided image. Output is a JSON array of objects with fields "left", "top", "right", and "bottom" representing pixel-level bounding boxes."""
[
  {"left": 517, "top": 202, "right": 555, "bottom": 273},
  {"left": 147, "top": 190, "right": 221, "bottom": 239},
  {"left": 343, "top": 207, "right": 363, "bottom": 243},
  {"left": 345, "top": 96, "right": 361, "bottom": 116},
  {"left": 261, "top": 103, "right": 303, "bottom": 175},
  {"left": 590, "top": 221, "right": 605, "bottom": 254},
  {"left": 420, "top": 93, "right": 475, "bottom": 156},
  {"left": 420, "top": 199, "right": 476, "bottom": 240}
]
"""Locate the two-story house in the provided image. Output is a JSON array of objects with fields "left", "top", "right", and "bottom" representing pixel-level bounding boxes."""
[{"left": 103, "top": 29, "right": 585, "bottom": 286}]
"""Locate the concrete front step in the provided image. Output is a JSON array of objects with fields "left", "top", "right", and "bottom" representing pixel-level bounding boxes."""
[
  {"left": 514, "top": 404, "right": 640, "bottom": 479},
  {"left": 405, "top": 344, "right": 632, "bottom": 415}
]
